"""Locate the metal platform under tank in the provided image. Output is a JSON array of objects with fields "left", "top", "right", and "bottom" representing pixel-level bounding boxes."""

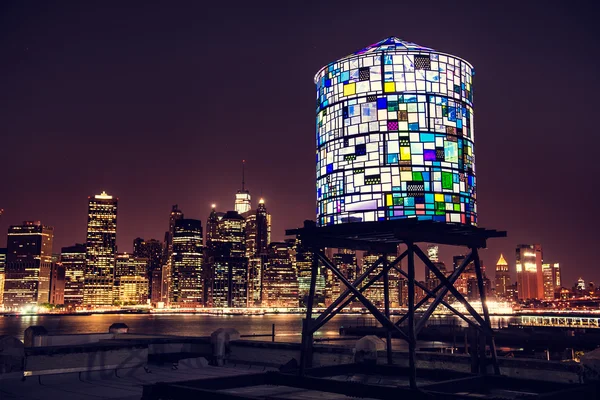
[
  {"left": 285, "top": 219, "right": 506, "bottom": 389},
  {"left": 142, "top": 364, "right": 598, "bottom": 399}
]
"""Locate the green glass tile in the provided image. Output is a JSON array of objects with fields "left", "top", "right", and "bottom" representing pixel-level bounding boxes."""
[{"left": 442, "top": 172, "right": 453, "bottom": 189}]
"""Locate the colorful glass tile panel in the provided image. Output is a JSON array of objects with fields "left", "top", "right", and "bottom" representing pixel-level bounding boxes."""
[{"left": 315, "top": 37, "right": 476, "bottom": 227}]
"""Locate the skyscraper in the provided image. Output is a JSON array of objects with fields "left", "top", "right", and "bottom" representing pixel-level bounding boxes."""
[
  {"left": 83, "top": 191, "right": 118, "bottom": 307},
  {"left": 243, "top": 198, "right": 270, "bottom": 306},
  {"left": 132, "top": 237, "right": 162, "bottom": 300},
  {"left": 171, "top": 219, "right": 203, "bottom": 306},
  {"left": 3, "top": 221, "right": 54, "bottom": 309},
  {"left": 133, "top": 238, "right": 163, "bottom": 298},
  {"left": 206, "top": 211, "right": 248, "bottom": 307},
  {"left": 333, "top": 250, "right": 358, "bottom": 304},
  {"left": 163, "top": 205, "right": 184, "bottom": 264},
  {"left": 296, "top": 239, "right": 325, "bottom": 307},
  {"left": 516, "top": 244, "right": 543, "bottom": 301},
  {"left": 0, "top": 248, "right": 6, "bottom": 272},
  {"left": 49, "top": 262, "right": 65, "bottom": 305},
  {"left": 234, "top": 161, "right": 251, "bottom": 214},
  {"left": 552, "top": 263, "right": 561, "bottom": 289},
  {"left": 453, "top": 255, "right": 477, "bottom": 300},
  {"left": 115, "top": 253, "right": 148, "bottom": 278},
  {"left": 160, "top": 205, "right": 183, "bottom": 306},
  {"left": 262, "top": 242, "right": 299, "bottom": 307},
  {"left": 495, "top": 254, "right": 510, "bottom": 299},
  {"left": 425, "top": 258, "right": 448, "bottom": 294},
  {"left": 0, "top": 248, "right": 6, "bottom": 307},
  {"left": 360, "top": 252, "right": 399, "bottom": 308},
  {"left": 61, "top": 244, "right": 86, "bottom": 307}
]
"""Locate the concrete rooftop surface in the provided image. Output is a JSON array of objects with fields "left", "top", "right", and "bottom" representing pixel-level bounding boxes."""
[{"left": 0, "top": 361, "right": 271, "bottom": 400}]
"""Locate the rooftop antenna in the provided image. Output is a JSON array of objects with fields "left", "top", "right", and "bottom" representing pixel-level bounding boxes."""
[{"left": 242, "top": 159, "right": 246, "bottom": 191}]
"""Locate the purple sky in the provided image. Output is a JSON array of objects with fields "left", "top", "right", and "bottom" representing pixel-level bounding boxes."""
[{"left": 1, "top": 1, "right": 599, "bottom": 286}]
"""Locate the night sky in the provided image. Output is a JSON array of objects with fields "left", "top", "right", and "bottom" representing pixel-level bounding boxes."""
[{"left": 1, "top": 1, "right": 599, "bottom": 286}]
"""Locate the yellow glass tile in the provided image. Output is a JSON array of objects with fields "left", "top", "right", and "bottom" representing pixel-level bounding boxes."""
[
  {"left": 344, "top": 83, "right": 356, "bottom": 96},
  {"left": 386, "top": 194, "right": 392, "bottom": 205},
  {"left": 435, "top": 194, "right": 444, "bottom": 202},
  {"left": 384, "top": 82, "right": 395, "bottom": 92},
  {"left": 400, "top": 147, "right": 411, "bottom": 160}
]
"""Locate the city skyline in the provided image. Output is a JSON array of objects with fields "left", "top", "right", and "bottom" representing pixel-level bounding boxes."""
[
  {"left": 2, "top": 1, "right": 600, "bottom": 286},
  {"left": 0, "top": 187, "right": 587, "bottom": 289}
]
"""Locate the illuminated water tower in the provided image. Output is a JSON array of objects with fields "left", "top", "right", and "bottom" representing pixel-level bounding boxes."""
[
  {"left": 289, "top": 37, "right": 506, "bottom": 389},
  {"left": 314, "top": 37, "right": 476, "bottom": 227}
]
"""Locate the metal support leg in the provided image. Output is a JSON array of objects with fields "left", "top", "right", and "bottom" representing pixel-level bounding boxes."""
[
  {"left": 407, "top": 243, "right": 417, "bottom": 390},
  {"left": 472, "top": 247, "right": 500, "bottom": 375},
  {"left": 299, "top": 250, "right": 319, "bottom": 375},
  {"left": 382, "top": 254, "right": 393, "bottom": 365}
]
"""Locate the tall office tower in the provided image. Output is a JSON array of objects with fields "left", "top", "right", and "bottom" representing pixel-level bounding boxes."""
[
  {"left": 0, "top": 248, "right": 6, "bottom": 272},
  {"left": 205, "top": 205, "right": 225, "bottom": 251},
  {"left": 506, "top": 282, "right": 518, "bottom": 302},
  {"left": 540, "top": 262, "right": 561, "bottom": 300},
  {"left": 398, "top": 277, "right": 408, "bottom": 306},
  {"left": 332, "top": 250, "right": 358, "bottom": 305},
  {"left": 115, "top": 253, "right": 148, "bottom": 278},
  {"left": 262, "top": 242, "right": 299, "bottom": 307},
  {"left": 49, "top": 262, "right": 65, "bottom": 305},
  {"left": 333, "top": 250, "right": 358, "bottom": 286},
  {"left": 466, "top": 271, "right": 491, "bottom": 301},
  {"left": 515, "top": 244, "right": 543, "bottom": 301},
  {"left": 427, "top": 245, "right": 439, "bottom": 263},
  {"left": 171, "top": 219, "right": 203, "bottom": 306},
  {"left": 361, "top": 252, "right": 384, "bottom": 307},
  {"left": 0, "top": 248, "right": 6, "bottom": 306},
  {"left": 207, "top": 211, "right": 248, "bottom": 307},
  {"left": 296, "top": 240, "right": 326, "bottom": 307},
  {"left": 542, "top": 262, "right": 562, "bottom": 300},
  {"left": 360, "top": 252, "right": 398, "bottom": 308},
  {"left": 117, "top": 276, "right": 148, "bottom": 305},
  {"left": 163, "top": 205, "right": 184, "bottom": 263},
  {"left": 552, "top": 263, "right": 561, "bottom": 291},
  {"left": 133, "top": 237, "right": 163, "bottom": 299},
  {"left": 150, "top": 268, "right": 163, "bottom": 305},
  {"left": 84, "top": 191, "right": 118, "bottom": 307},
  {"left": 114, "top": 253, "right": 149, "bottom": 305},
  {"left": 425, "top": 259, "right": 448, "bottom": 293},
  {"left": 452, "top": 255, "right": 478, "bottom": 301},
  {"left": 3, "top": 221, "right": 54, "bottom": 309},
  {"left": 495, "top": 254, "right": 510, "bottom": 299},
  {"left": 234, "top": 161, "right": 252, "bottom": 214},
  {"left": 577, "top": 277, "right": 585, "bottom": 291},
  {"left": 160, "top": 205, "right": 183, "bottom": 306},
  {"left": 243, "top": 199, "right": 270, "bottom": 258},
  {"left": 204, "top": 205, "right": 224, "bottom": 304},
  {"left": 61, "top": 244, "right": 86, "bottom": 307},
  {"left": 243, "top": 198, "right": 270, "bottom": 306}
]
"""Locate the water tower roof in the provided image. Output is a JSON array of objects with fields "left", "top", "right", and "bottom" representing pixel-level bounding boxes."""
[{"left": 350, "top": 36, "right": 434, "bottom": 57}]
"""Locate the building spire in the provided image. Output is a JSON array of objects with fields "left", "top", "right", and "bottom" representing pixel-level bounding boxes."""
[{"left": 497, "top": 253, "right": 508, "bottom": 266}]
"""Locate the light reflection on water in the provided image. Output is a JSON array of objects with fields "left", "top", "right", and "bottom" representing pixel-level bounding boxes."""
[{"left": 0, "top": 313, "right": 511, "bottom": 350}]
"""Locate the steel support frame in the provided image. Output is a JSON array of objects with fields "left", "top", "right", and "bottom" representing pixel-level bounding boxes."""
[{"left": 297, "top": 238, "right": 500, "bottom": 388}]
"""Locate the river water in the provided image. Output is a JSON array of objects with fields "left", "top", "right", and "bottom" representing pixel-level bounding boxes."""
[
  {"left": 1, "top": 313, "right": 469, "bottom": 351},
  {"left": 0, "top": 313, "right": 372, "bottom": 341},
  {"left": 1, "top": 313, "right": 521, "bottom": 352}
]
